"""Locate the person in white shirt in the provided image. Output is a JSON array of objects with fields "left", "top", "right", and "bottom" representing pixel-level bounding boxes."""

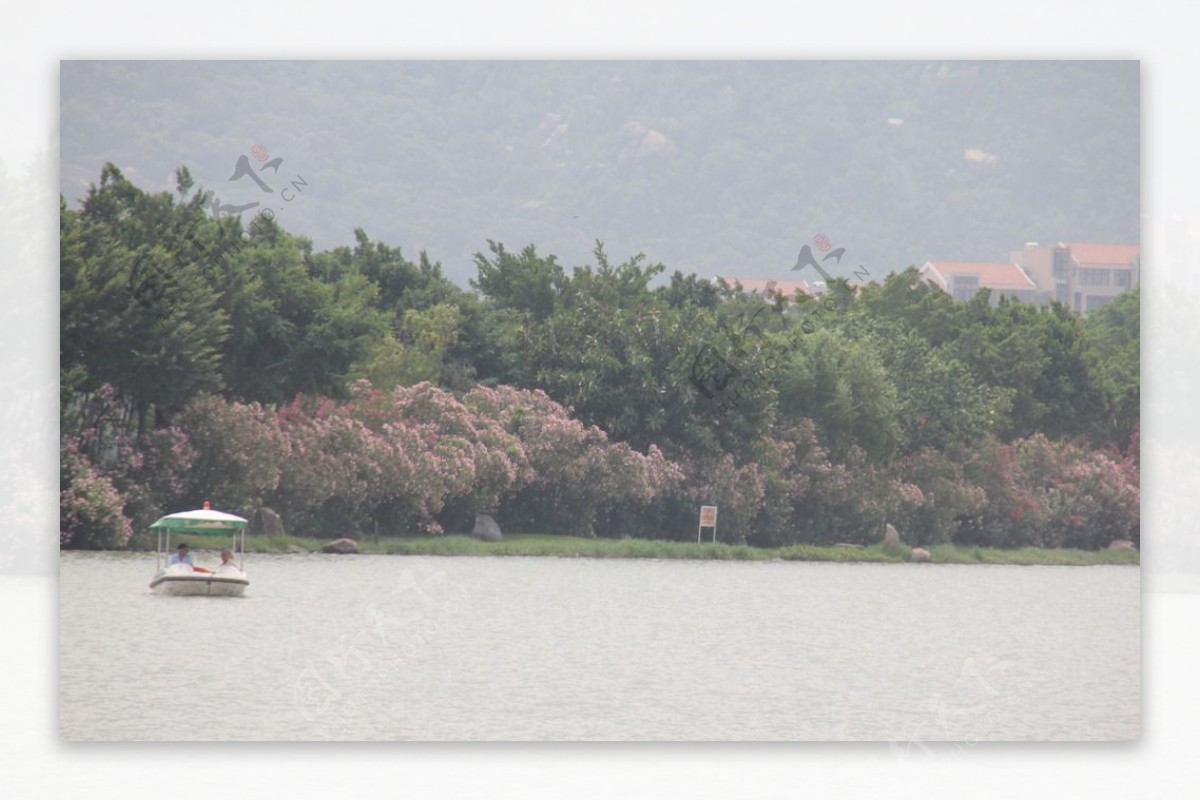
[{"left": 216, "top": 548, "right": 242, "bottom": 573}]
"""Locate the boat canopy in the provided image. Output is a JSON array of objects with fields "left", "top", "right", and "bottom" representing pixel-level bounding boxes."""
[
  {"left": 150, "top": 508, "right": 248, "bottom": 534},
  {"left": 150, "top": 504, "right": 249, "bottom": 574}
]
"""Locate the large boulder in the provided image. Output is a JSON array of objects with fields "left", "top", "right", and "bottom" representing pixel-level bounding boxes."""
[
  {"left": 883, "top": 523, "right": 902, "bottom": 549},
  {"left": 251, "top": 507, "right": 286, "bottom": 537},
  {"left": 472, "top": 514, "right": 503, "bottom": 542},
  {"left": 910, "top": 547, "right": 931, "bottom": 563},
  {"left": 1107, "top": 539, "right": 1136, "bottom": 551},
  {"left": 321, "top": 537, "right": 359, "bottom": 554}
]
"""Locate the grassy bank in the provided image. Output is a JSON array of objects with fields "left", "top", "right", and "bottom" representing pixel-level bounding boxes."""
[{"left": 165, "top": 532, "right": 1139, "bottom": 566}]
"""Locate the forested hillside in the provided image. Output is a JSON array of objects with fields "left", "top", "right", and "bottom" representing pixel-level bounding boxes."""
[
  {"left": 60, "top": 61, "right": 1139, "bottom": 286},
  {"left": 61, "top": 165, "right": 1139, "bottom": 551}
]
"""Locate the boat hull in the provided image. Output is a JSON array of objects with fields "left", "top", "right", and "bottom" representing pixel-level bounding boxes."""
[{"left": 149, "top": 572, "right": 249, "bottom": 597}]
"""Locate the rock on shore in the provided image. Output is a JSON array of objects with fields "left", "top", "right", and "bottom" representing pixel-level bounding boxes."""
[
  {"left": 321, "top": 537, "right": 359, "bottom": 554},
  {"left": 472, "top": 514, "right": 503, "bottom": 542},
  {"left": 251, "top": 507, "right": 286, "bottom": 537}
]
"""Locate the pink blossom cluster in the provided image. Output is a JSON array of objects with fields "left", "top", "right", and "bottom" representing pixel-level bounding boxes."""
[
  {"left": 59, "top": 439, "right": 133, "bottom": 549},
  {"left": 465, "top": 384, "right": 684, "bottom": 536},
  {"left": 885, "top": 434, "right": 1140, "bottom": 549},
  {"left": 59, "top": 382, "right": 1139, "bottom": 549},
  {"left": 59, "top": 380, "right": 689, "bottom": 541},
  {"left": 980, "top": 434, "right": 1140, "bottom": 549}
]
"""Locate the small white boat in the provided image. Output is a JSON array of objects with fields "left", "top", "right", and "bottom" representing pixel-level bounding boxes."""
[{"left": 148, "top": 503, "right": 250, "bottom": 597}]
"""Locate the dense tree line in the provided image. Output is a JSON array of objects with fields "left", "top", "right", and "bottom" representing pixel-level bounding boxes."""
[{"left": 61, "top": 165, "right": 1139, "bottom": 550}]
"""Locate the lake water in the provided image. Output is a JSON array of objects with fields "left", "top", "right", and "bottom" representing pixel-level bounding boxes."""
[{"left": 59, "top": 551, "right": 1139, "bottom": 741}]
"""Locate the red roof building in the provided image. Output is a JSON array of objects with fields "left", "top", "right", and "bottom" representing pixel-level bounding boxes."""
[
  {"left": 717, "top": 277, "right": 816, "bottom": 300},
  {"left": 918, "top": 260, "right": 1038, "bottom": 304},
  {"left": 1062, "top": 242, "right": 1141, "bottom": 267}
]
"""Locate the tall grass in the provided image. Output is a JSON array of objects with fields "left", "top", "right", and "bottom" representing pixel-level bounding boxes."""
[{"left": 147, "top": 532, "right": 1139, "bottom": 565}]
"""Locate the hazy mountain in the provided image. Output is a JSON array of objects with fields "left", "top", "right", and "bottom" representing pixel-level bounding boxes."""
[{"left": 60, "top": 60, "right": 1139, "bottom": 286}]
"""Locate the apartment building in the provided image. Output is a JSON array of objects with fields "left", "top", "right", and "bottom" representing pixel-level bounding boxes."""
[{"left": 1011, "top": 241, "right": 1140, "bottom": 313}]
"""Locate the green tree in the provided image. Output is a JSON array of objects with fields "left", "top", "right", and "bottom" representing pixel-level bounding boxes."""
[
  {"left": 354, "top": 303, "right": 464, "bottom": 389},
  {"left": 775, "top": 328, "right": 902, "bottom": 462},
  {"left": 1083, "top": 287, "right": 1139, "bottom": 447},
  {"left": 954, "top": 295, "right": 1104, "bottom": 441},
  {"left": 218, "top": 224, "right": 393, "bottom": 405},
  {"left": 471, "top": 240, "right": 566, "bottom": 321},
  {"left": 61, "top": 165, "right": 230, "bottom": 438},
  {"left": 875, "top": 329, "right": 1011, "bottom": 453}
]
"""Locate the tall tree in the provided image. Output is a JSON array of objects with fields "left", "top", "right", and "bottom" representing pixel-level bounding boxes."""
[
  {"left": 61, "top": 165, "right": 230, "bottom": 438},
  {"left": 1083, "top": 287, "right": 1140, "bottom": 447}
]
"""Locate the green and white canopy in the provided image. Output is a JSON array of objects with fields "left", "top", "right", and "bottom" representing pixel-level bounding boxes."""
[{"left": 149, "top": 508, "right": 248, "bottom": 534}]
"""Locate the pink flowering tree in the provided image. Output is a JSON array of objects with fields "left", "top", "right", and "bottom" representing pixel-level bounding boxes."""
[
  {"left": 962, "top": 438, "right": 1050, "bottom": 547},
  {"left": 962, "top": 434, "right": 1139, "bottom": 549},
  {"left": 366, "top": 382, "right": 529, "bottom": 528},
  {"left": 173, "top": 394, "right": 288, "bottom": 515},
  {"left": 767, "top": 420, "right": 923, "bottom": 546},
  {"left": 60, "top": 383, "right": 197, "bottom": 547},
  {"left": 59, "top": 383, "right": 1138, "bottom": 551},
  {"left": 591, "top": 441, "right": 686, "bottom": 538},
  {"left": 889, "top": 447, "right": 987, "bottom": 546},
  {"left": 113, "top": 426, "right": 199, "bottom": 546},
  {"left": 793, "top": 453, "right": 891, "bottom": 545},
  {"left": 465, "top": 384, "right": 684, "bottom": 536},
  {"left": 674, "top": 453, "right": 766, "bottom": 543},
  {"left": 1013, "top": 434, "right": 1139, "bottom": 549},
  {"left": 740, "top": 434, "right": 810, "bottom": 546},
  {"left": 268, "top": 381, "right": 527, "bottom": 537},
  {"left": 273, "top": 402, "right": 394, "bottom": 535},
  {"left": 60, "top": 439, "right": 133, "bottom": 549},
  {"left": 492, "top": 393, "right": 616, "bottom": 535}
]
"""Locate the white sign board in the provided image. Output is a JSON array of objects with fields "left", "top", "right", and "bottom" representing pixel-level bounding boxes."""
[{"left": 698, "top": 505, "right": 718, "bottom": 543}]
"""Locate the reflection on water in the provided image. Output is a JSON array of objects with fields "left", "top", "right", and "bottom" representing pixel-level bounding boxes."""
[{"left": 59, "top": 551, "right": 1139, "bottom": 741}]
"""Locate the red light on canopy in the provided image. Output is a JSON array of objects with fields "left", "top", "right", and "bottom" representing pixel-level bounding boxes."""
[{"left": 203, "top": 500, "right": 211, "bottom": 510}]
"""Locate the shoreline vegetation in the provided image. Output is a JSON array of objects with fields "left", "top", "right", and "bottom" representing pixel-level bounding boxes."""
[
  {"left": 152, "top": 533, "right": 1139, "bottom": 566},
  {"left": 62, "top": 166, "right": 1139, "bottom": 558}
]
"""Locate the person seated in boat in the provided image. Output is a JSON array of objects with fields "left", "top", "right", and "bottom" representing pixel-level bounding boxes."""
[
  {"left": 167, "top": 543, "right": 194, "bottom": 567},
  {"left": 166, "top": 543, "right": 214, "bottom": 573},
  {"left": 216, "top": 548, "right": 242, "bottom": 573}
]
